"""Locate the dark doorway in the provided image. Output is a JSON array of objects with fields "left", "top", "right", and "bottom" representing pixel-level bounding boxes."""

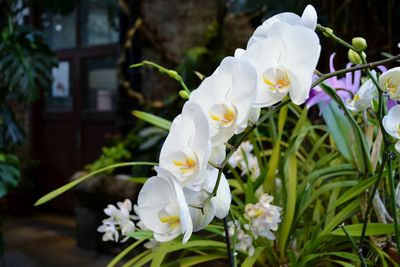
[{"left": 31, "top": 1, "right": 121, "bottom": 211}]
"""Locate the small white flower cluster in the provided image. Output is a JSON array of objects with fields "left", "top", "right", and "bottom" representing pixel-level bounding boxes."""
[
  {"left": 245, "top": 194, "right": 282, "bottom": 240},
  {"left": 227, "top": 221, "right": 255, "bottom": 256},
  {"left": 229, "top": 141, "right": 260, "bottom": 179},
  {"left": 98, "top": 199, "right": 160, "bottom": 248},
  {"left": 135, "top": 5, "right": 320, "bottom": 244},
  {"left": 97, "top": 199, "right": 137, "bottom": 242}
]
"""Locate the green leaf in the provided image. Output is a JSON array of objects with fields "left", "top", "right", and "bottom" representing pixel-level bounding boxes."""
[
  {"left": 320, "top": 199, "right": 360, "bottom": 235},
  {"left": 332, "top": 260, "right": 356, "bottom": 267},
  {"left": 242, "top": 247, "right": 264, "bottom": 267},
  {"left": 320, "top": 102, "right": 353, "bottom": 162},
  {"left": 151, "top": 242, "right": 169, "bottom": 267},
  {"left": 132, "top": 110, "right": 172, "bottom": 130},
  {"left": 279, "top": 152, "right": 297, "bottom": 256},
  {"left": 128, "top": 230, "right": 153, "bottom": 240},
  {"left": 34, "top": 162, "right": 157, "bottom": 206},
  {"left": 123, "top": 240, "right": 226, "bottom": 267},
  {"left": 107, "top": 239, "right": 146, "bottom": 267},
  {"left": 335, "top": 176, "right": 377, "bottom": 207},
  {"left": 297, "top": 180, "right": 357, "bottom": 218},
  {"left": 331, "top": 223, "right": 395, "bottom": 237},
  {"left": 163, "top": 255, "right": 224, "bottom": 267}
]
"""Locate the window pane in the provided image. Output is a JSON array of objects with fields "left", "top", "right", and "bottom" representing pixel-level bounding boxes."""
[
  {"left": 42, "top": 10, "right": 76, "bottom": 50},
  {"left": 83, "top": 57, "right": 117, "bottom": 112},
  {"left": 46, "top": 61, "right": 73, "bottom": 112},
  {"left": 80, "top": 0, "right": 119, "bottom": 46}
]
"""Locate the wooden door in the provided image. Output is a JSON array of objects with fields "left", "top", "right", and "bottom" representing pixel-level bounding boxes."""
[{"left": 31, "top": 1, "right": 121, "bottom": 211}]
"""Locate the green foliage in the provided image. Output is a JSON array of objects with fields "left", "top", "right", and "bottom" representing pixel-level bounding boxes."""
[
  {"left": 85, "top": 143, "right": 132, "bottom": 174},
  {"left": 0, "top": 19, "right": 57, "bottom": 102},
  {"left": 35, "top": 162, "right": 157, "bottom": 206},
  {"left": 0, "top": 152, "right": 20, "bottom": 198}
]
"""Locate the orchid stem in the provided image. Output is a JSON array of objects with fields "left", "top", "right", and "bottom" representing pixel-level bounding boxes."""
[
  {"left": 129, "top": 60, "right": 191, "bottom": 95},
  {"left": 341, "top": 225, "right": 368, "bottom": 267},
  {"left": 312, "top": 54, "right": 400, "bottom": 89},
  {"left": 223, "top": 217, "right": 234, "bottom": 267}
]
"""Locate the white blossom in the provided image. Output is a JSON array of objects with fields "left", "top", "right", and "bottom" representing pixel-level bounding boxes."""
[
  {"left": 138, "top": 167, "right": 193, "bottom": 243},
  {"left": 97, "top": 199, "right": 136, "bottom": 242},
  {"left": 245, "top": 194, "right": 282, "bottom": 240},
  {"left": 347, "top": 77, "right": 377, "bottom": 112},
  {"left": 379, "top": 67, "right": 400, "bottom": 100},
  {"left": 97, "top": 220, "right": 119, "bottom": 242},
  {"left": 246, "top": 5, "right": 318, "bottom": 48},
  {"left": 382, "top": 105, "right": 400, "bottom": 152},
  {"left": 190, "top": 57, "right": 257, "bottom": 145},
  {"left": 238, "top": 21, "right": 321, "bottom": 107},
  {"left": 159, "top": 101, "right": 211, "bottom": 189}
]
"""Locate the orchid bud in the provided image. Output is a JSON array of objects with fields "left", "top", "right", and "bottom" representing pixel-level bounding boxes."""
[
  {"left": 178, "top": 90, "right": 190, "bottom": 100},
  {"left": 322, "top": 27, "right": 333, "bottom": 37},
  {"left": 348, "top": 49, "right": 362, "bottom": 64},
  {"left": 352, "top": 37, "right": 367, "bottom": 51}
]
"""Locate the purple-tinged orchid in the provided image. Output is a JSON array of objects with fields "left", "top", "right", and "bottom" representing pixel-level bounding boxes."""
[{"left": 306, "top": 53, "right": 361, "bottom": 110}]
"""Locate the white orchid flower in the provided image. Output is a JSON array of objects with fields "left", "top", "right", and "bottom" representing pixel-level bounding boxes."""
[
  {"left": 159, "top": 101, "right": 211, "bottom": 188},
  {"left": 347, "top": 78, "right": 377, "bottom": 112},
  {"left": 190, "top": 56, "right": 257, "bottom": 145},
  {"left": 382, "top": 105, "right": 400, "bottom": 152},
  {"left": 379, "top": 67, "right": 400, "bottom": 100},
  {"left": 239, "top": 22, "right": 321, "bottom": 106},
  {"left": 138, "top": 167, "right": 193, "bottom": 243},
  {"left": 246, "top": 5, "right": 317, "bottom": 48}
]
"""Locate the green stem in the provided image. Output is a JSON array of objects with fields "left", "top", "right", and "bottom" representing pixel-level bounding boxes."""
[
  {"left": 316, "top": 24, "right": 357, "bottom": 51},
  {"left": 223, "top": 217, "right": 234, "bottom": 267},
  {"left": 341, "top": 225, "right": 368, "bottom": 267},
  {"left": 358, "top": 158, "right": 386, "bottom": 253},
  {"left": 130, "top": 60, "right": 191, "bottom": 95},
  {"left": 311, "top": 54, "right": 400, "bottom": 89}
]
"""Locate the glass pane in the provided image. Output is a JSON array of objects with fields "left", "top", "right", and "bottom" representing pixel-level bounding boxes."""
[
  {"left": 83, "top": 57, "right": 117, "bottom": 112},
  {"left": 46, "top": 61, "right": 73, "bottom": 112},
  {"left": 42, "top": 10, "right": 76, "bottom": 50},
  {"left": 80, "top": 0, "right": 119, "bottom": 46}
]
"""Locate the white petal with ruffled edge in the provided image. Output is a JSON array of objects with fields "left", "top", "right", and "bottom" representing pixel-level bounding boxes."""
[
  {"left": 159, "top": 101, "right": 211, "bottom": 188},
  {"left": 138, "top": 167, "right": 193, "bottom": 243},
  {"left": 190, "top": 57, "right": 257, "bottom": 145}
]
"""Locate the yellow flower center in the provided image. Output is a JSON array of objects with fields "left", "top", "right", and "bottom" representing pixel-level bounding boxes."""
[
  {"left": 209, "top": 103, "right": 237, "bottom": 127},
  {"left": 159, "top": 215, "right": 180, "bottom": 230},
  {"left": 263, "top": 66, "right": 290, "bottom": 93},
  {"left": 385, "top": 78, "right": 400, "bottom": 98},
  {"left": 173, "top": 156, "right": 197, "bottom": 175}
]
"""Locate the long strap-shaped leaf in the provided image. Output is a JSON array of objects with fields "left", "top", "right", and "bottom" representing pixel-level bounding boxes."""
[
  {"left": 34, "top": 161, "right": 157, "bottom": 206},
  {"left": 132, "top": 110, "right": 172, "bottom": 130}
]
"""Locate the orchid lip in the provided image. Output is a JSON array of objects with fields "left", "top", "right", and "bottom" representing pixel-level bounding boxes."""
[{"left": 262, "top": 66, "right": 291, "bottom": 93}]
